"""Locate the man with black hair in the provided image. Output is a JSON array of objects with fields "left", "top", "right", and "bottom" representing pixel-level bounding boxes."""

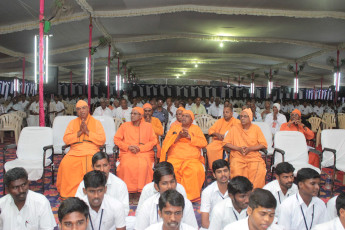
[
  {"left": 135, "top": 164, "right": 198, "bottom": 230},
  {"left": 209, "top": 176, "right": 253, "bottom": 230},
  {"left": 200, "top": 159, "right": 230, "bottom": 229},
  {"left": 58, "top": 197, "right": 89, "bottom": 230},
  {"left": 145, "top": 190, "right": 197, "bottom": 230},
  {"left": 81, "top": 170, "right": 126, "bottom": 230},
  {"left": 224, "top": 188, "right": 284, "bottom": 230},
  {"left": 75, "top": 152, "right": 129, "bottom": 215},
  {"left": 0, "top": 167, "right": 56, "bottom": 229},
  {"left": 278, "top": 168, "right": 329, "bottom": 229},
  {"left": 263, "top": 162, "right": 298, "bottom": 219},
  {"left": 137, "top": 162, "right": 187, "bottom": 212},
  {"left": 313, "top": 192, "right": 345, "bottom": 229}
]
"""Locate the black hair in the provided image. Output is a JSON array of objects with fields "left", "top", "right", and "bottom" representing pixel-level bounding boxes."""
[
  {"left": 92, "top": 152, "right": 109, "bottom": 166},
  {"left": 83, "top": 170, "right": 107, "bottom": 189},
  {"left": 275, "top": 162, "right": 295, "bottom": 176},
  {"left": 248, "top": 188, "right": 277, "bottom": 210},
  {"left": 336, "top": 192, "right": 345, "bottom": 216},
  {"left": 212, "top": 159, "right": 230, "bottom": 173},
  {"left": 228, "top": 176, "right": 253, "bottom": 196},
  {"left": 154, "top": 161, "right": 174, "bottom": 171},
  {"left": 153, "top": 164, "right": 175, "bottom": 187},
  {"left": 158, "top": 189, "right": 185, "bottom": 211},
  {"left": 296, "top": 168, "right": 320, "bottom": 186},
  {"left": 58, "top": 197, "right": 89, "bottom": 223},
  {"left": 4, "top": 167, "right": 28, "bottom": 188}
]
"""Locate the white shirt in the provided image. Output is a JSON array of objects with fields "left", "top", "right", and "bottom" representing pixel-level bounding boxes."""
[
  {"left": 0, "top": 190, "right": 56, "bottom": 230},
  {"left": 82, "top": 194, "right": 126, "bottom": 230},
  {"left": 135, "top": 193, "right": 198, "bottom": 230},
  {"left": 224, "top": 217, "right": 285, "bottom": 230},
  {"left": 281, "top": 105, "right": 289, "bottom": 113},
  {"left": 145, "top": 222, "right": 197, "bottom": 230},
  {"left": 208, "top": 104, "right": 224, "bottom": 117},
  {"left": 313, "top": 106, "right": 324, "bottom": 117},
  {"left": 209, "top": 198, "right": 247, "bottom": 230},
  {"left": 312, "top": 217, "right": 344, "bottom": 230},
  {"left": 113, "top": 107, "right": 132, "bottom": 122},
  {"left": 263, "top": 180, "right": 298, "bottom": 220},
  {"left": 93, "top": 106, "right": 113, "bottom": 117},
  {"left": 17, "top": 100, "right": 29, "bottom": 111},
  {"left": 137, "top": 182, "right": 187, "bottom": 215},
  {"left": 29, "top": 101, "right": 40, "bottom": 114},
  {"left": 298, "top": 105, "right": 313, "bottom": 115},
  {"left": 278, "top": 192, "right": 329, "bottom": 230},
  {"left": 53, "top": 101, "right": 65, "bottom": 116},
  {"left": 76, "top": 173, "right": 129, "bottom": 215},
  {"left": 164, "top": 105, "right": 177, "bottom": 123},
  {"left": 264, "top": 113, "right": 287, "bottom": 135},
  {"left": 327, "top": 196, "right": 338, "bottom": 220},
  {"left": 185, "top": 103, "right": 194, "bottom": 110},
  {"left": 200, "top": 181, "right": 229, "bottom": 215}
]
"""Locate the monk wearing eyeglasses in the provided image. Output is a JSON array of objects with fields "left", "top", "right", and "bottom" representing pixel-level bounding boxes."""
[
  {"left": 223, "top": 108, "right": 267, "bottom": 188},
  {"left": 114, "top": 107, "right": 157, "bottom": 193}
]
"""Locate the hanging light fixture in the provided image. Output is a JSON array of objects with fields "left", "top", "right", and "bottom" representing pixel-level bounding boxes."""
[
  {"left": 85, "top": 57, "right": 88, "bottom": 85},
  {"left": 105, "top": 66, "right": 108, "bottom": 86},
  {"left": 268, "top": 80, "right": 273, "bottom": 95},
  {"left": 334, "top": 72, "right": 341, "bottom": 92},
  {"left": 294, "top": 78, "right": 299, "bottom": 94}
]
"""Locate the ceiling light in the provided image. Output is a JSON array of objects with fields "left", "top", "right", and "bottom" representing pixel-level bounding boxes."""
[
  {"left": 183, "top": 71, "right": 186, "bottom": 75},
  {"left": 176, "top": 76, "right": 179, "bottom": 79},
  {"left": 195, "top": 64, "right": 198, "bottom": 68},
  {"left": 219, "top": 42, "right": 224, "bottom": 48}
]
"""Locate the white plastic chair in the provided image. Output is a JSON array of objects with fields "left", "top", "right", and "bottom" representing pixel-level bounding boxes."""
[
  {"left": 253, "top": 122, "right": 274, "bottom": 168},
  {"left": 94, "top": 116, "right": 116, "bottom": 155},
  {"left": 320, "top": 129, "right": 345, "bottom": 191},
  {"left": 0, "top": 113, "right": 23, "bottom": 144},
  {"left": 52, "top": 116, "right": 77, "bottom": 154},
  {"left": 113, "top": 117, "right": 124, "bottom": 133},
  {"left": 273, "top": 131, "right": 321, "bottom": 176},
  {"left": 3, "top": 127, "right": 54, "bottom": 193},
  {"left": 195, "top": 114, "right": 213, "bottom": 134}
]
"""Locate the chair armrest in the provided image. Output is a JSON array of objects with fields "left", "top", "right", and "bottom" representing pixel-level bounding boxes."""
[
  {"left": 273, "top": 148, "right": 285, "bottom": 164},
  {"left": 260, "top": 148, "right": 268, "bottom": 155},
  {"left": 62, "top": 144, "right": 71, "bottom": 156},
  {"left": 99, "top": 144, "right": 106, "bottom": 153},
  {"left": 202, "top": 148, "right": 208, "bottom": 170},
  {"left": 4, "top": 144, "right": 17, "bottom": 151},
  {"left": 43, "top": 145, "right": 54, "bottom": 168},
  {"left": 309, "top": 148, "right": 322, "bottom": 156},
  {"left": 321, "top": 147, "right": 337, "bottom": 169},
  {"left": 322, "top": 147, "right": 337, "bottom": 154},
  {"left": 223, "top": 146, "right": 231, "bottom": 153},
  {"left": 43, "top": 145, "right": 54, "bottom": 151}
]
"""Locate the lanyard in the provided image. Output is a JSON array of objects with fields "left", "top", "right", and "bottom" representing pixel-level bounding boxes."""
[
  {"left": 89, "top": 209, "right": 104, "bottom": 230},
  {"left": 296, "top": 194, "right": 314, "bottom": 230},
  {"left": 232, "top": 209, "right": 247, "bottom": 221},
  {"left": 277, "top": 191, "right": 290, "bottom": 204}
]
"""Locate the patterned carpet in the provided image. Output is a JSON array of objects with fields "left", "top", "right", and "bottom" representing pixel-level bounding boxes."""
[{"left": 0, "top": 133, "right": 344, "bottom": 228}]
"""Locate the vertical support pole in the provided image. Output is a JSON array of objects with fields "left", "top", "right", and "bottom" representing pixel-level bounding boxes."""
[
  {"left": 294, "top": 62, "right": 298, "bottom": 100},
  {"left": 88, "top": 17, "right": 93, "bottom": 108},
  {"left": 335, "top": 50, "right": 340, "bottom": 103},
  {"left": 107, "top": 44, "right": 111, "bottom": 99},
  {"left": 39, "top": 0, "right": 45, "bottom": 126},
  {"left": 70, "top": 71, "right": 72, "bottom": 96},
  {"left": 22, "top": 57, "right": 25, "bottom": 94},
  {"left": 117, "top": 57, "right": 120, "bottom": 98}
]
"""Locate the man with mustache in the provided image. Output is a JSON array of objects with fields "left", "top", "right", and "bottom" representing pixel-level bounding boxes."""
[
  {"left": 263, "top": 162, "right": 298, "bottom": 220},
  {"left": 209, "top": 176, "right": 253, "bottom": 230},
  {"left": 82, "top": 170, "right": 125, "bottom": 230},
  {"left": 278, "top": 168, "right": 329, "bottom": 229},
  {"left": 145, "top": 190, "right": 197, "bottom": 230},
  {"left": 200, "top": 159, "right": 230, "bottom": 229},
  {"left": 0, "top": 167, "right": 56, "bottom": 229}
]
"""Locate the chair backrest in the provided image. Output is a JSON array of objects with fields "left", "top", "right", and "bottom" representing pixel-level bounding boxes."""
[
  {"left": 253, "top": 122, "right": 273, "bottom": 152},
  {"left": 308, "top": 116, "right": 321, "bottom": 133},
  {"left": 322, "top": 113, "right": 336, "bottom": 129},
  {"left": 52, "top": 116, "right": 77, "bottom": 154},
  {"left": 274, "top": 131, "right": 308, "bottom": 165},
  {"left": 14, "top": 111, "right": 27, "bottom": 118},
  {"left": 113, "top": 117, "right": 124, "bottom": 132},
  {"left": 338, "top": 114, "right": 345, "bottom": 129},
  {"left": 321, "top": 129, "right": 345, "bottom": 168},
  {"left": 0, "top": 113, "right": 22, "bottom": 129},
  {"left": 93, "top": 116, "right": 116, "bottom": 154},
  {"left": 195, "top": 115, "right": 213, "bottom": 134},
  {"left": 17, "top": 127, "right": 53, "bottom": 160},
  {"left": 234, "top": 108, "right": 242, "bottom": 114}
]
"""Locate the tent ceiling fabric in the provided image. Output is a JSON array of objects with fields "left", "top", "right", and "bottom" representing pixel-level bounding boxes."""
[{"left": 1, "top": 0, "right": 345, "bottom": 88}]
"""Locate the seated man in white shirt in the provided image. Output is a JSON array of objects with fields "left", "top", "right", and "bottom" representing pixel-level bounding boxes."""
[
  {"left": 208, "top": 97, "right": 223, "bottom": 119},
  {"left": 200, "top": 159, "right": 230, "bottom": 229},
  {"left": 263, "top": 162, "right": 298, "bottom": 220},
  {"left": 54, "top": 95, "right": 65, "bottom": 116},
  {"left": 93, "top": 98, "right": 113, "bottom": 117},
  {"left": 209, "top": 176, "right": 253, "bottom": 230},
  {"left": 58, "top": 197, "right": 89, "bottom": 230},
  {"left": 278, "top": 168, "right": 329, "bottom": 229},
  {"left": 145, "top": 190, "right": 197, "bottom": 230},
  {"left": 75, "top": 152, "right": 129, "bottom": 215},
  {"left": 113, "top": 98, "right": 132, "bottom": 122},
  {"left": 264, "top": 103, "right": 287, "bottom": 135},
  {"left": 81, "top": 170, "right": 126, "bottom": 230},
  {"left": 0, "top": 167, "right": 56, "bottom": 229},
  {"left": 137, "top": 161, "right": 187, "bottom": 213},
  {"left": 327, "top": 195, "right": 338, "bottom": 220},
  {"left": 224, "top": 188, "right": 284, "bottom": 230},
  {"left": 313, "top": 192, "right": 345, "bottom": 230},
  {"left": 135, "top": 164, "right": 198, "bottom": 230}
]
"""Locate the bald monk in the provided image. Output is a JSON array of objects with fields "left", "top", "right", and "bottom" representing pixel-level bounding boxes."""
[
  {"left": 161, "top": 110, "right": 208, "bottom": 201},
  {"left": 223, "top": 108, "right": 267, "bottom": 188},
  {"left": 280, "top": 108, "right": 318, "bottom": 167},
  {"left": 143, "top": 103, "right": 164, "bottom": 158},
  {"left": 206, "top": 106, "right": 240, "bottom": 169},
  {"left": 56, "top": 100, "right": 106, "bottom": 197},
  {"left": 114, "top": 107, "right": 157, "bottom": 193},
  {"left": 169, "top": 106, "right": 185, "bottom": 128}
]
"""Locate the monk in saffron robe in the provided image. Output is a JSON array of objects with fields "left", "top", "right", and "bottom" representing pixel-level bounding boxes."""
[
  {"left": 114, "top": 107, "right": 157, "bottom": 193},
  {"left": 143, "top": 103, "right": 164, "bottom": 158},
  {"left": 161, "top": 110, "right": 207, "bottom": 201},
  {"left": 206, "top": 106, "right": 240, "bottom": 169},
  {"left": 280, "top": 109, "right": 318, "bottom": 167},
  {"left": 223, "top": 108, "right": 267, "bottom": 188},
  {"left": 56, "top": 100, "right": 106, "bottom": 197}
]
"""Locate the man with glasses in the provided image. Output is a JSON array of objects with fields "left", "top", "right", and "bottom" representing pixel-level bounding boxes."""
[
  {"left": 114, "top": 107, "right": 157, "bottom": 193},
  {"left": 57, "top": 100, "right": 106, "bottom": 197},
  {"left": 223, "top": 108, "right": 267, "bottom": 189}
]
